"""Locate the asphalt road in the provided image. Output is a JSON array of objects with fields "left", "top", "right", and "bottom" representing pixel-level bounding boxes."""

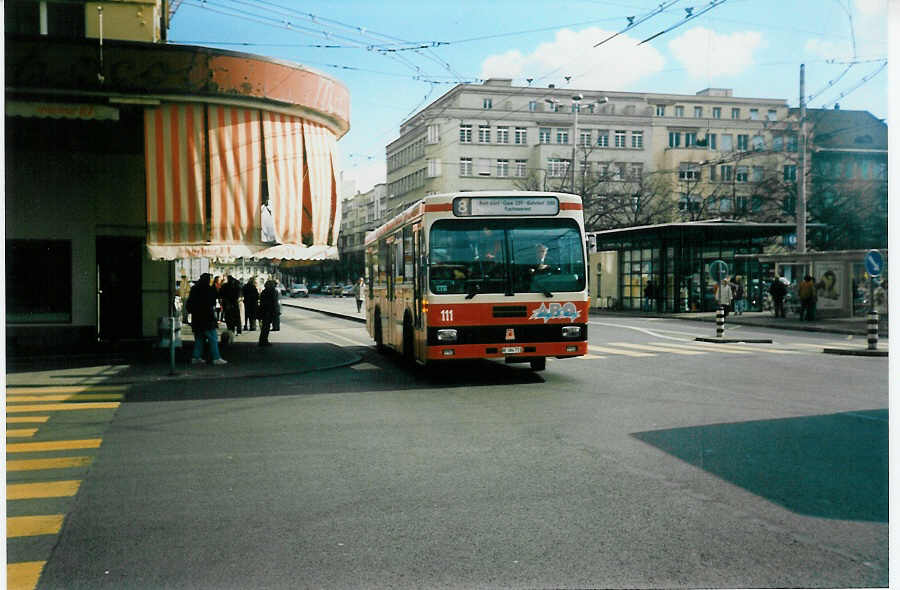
[{"left": 30, "top": 308, "right": 889, "bottom": 589}]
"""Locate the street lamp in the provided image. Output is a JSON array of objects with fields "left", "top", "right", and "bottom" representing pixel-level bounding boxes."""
[{"left": 546, "top": 94, "right": 608, "bottom": 194}]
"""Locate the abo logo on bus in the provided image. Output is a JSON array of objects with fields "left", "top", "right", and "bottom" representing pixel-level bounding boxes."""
[{"left": 529, "top": 302, "right": 581, "bottom": 323}]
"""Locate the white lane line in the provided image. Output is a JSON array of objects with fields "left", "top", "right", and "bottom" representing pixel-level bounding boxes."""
[
  {"left": 608, "top": 342, "right": 707, "bottom": 355},
  {"left": 588, "top": 345, "right": 656, "bottom": 358}
]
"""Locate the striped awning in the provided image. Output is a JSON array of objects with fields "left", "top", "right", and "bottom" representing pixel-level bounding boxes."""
[{"left": 145, "top": 103, "right": 341, "bottom": 261}]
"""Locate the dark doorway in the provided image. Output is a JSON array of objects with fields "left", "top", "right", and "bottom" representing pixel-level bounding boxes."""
[{"left": 97, "top": 237, "right": 143, "bottom": 341}]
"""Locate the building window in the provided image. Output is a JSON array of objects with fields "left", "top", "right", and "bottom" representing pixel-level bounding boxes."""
[
  {"left": 685, "top": 132, "right": 697, "bottom": 147},
  {"left": 478, "top": 125, "right": 491, "bottom": 143},
  {"left": 497, "top": 159, "right": 509, "bottom": 177},
  {"left": 709, "top": 165, "right": 717, "bottom": 181},
  {"left": 749, "top": 108, "right": 759, "bottom": 120},
  {"left": 720, "top": 134, "right": 733, "bottom": 151},
  {"left": 556, "top": 128, "right": 569, "bottom": 144},
  {"left": 783, "top": 165, "right": 797, "bottom": 181},
  {"left": 752, "top": 166, "right": 764, "bottom": 182},
  {"left": 515, "top": 160, "right": 527, "bottom": 177},
  {"left": 629, "top": 163, "right": 643, "bottom": 179},
  {"left": 675, "top": 106, "right": 685, "bottom": 117},
  {"left": 773, "top": 136, "right": 784, "bottom": 151},
  {"left": 496, "top": 126, "right": 509, "bottom": 144},
  {"left": 656, "top": 105, "right": 666, "bottom": 116},
  {"left": 712, "top": 107, "right": 722, "bottom": 119},
  {"left": 427, "top": 124, "right": 440, "bottom": 144},
  {"left": 678, "top": 194, "right": 701, "bottom": 212},
  {"left": 731, "top": 107, "right": 740, "bottom": 119},
  {"left": 735, "top": 195, "right": 750, "bottom": 212},
  {"left": 579, "top": 129, "right": 592, "bottom": 146},
  {"left": 539, "top": 127, "right": 551, "bottom": 144},
  {"left": 459, "top": 157, "right": 473, "bottom": 176},
  {"left": 597, "top": 132, "right": 609, "bottom": 147},
  {"left": 786, "top": 134, "right": 798, "bottom": 152},
  {"left": 427, "top": 158, "right": 441, "bottom": 177},
  {"left": 737, "top": 134, "right": 749, "bottom": 151},
  {"left": 668, "top": 132, "right": 681, "bottom": 148},
  {"left": 631, "top": 131, "right": 643, "bottom": 149},
  {"left": 694, "top": 106, "right": 703, "bottom": 118},
  {"left": 767, "top": 109, "right": 777, "bottom": 121},
  {"left": 736, "top": 166, "right": 748, "bottom": 182},
  {"left": 706, "top": 133, "right": 717, "bottom": 150},
  {"left": 613, "top": 163, "right": 626, "bottom": 180},
  {"left": 476, "top": 158, "right": 491, "bottom": 176},
  {"left": 528, "top": 100, "right": 537, "bottom": 112},
  {"left": 751, "top": 135, "right": 765, "bottom": 151},
  {"left": 614, "top": 130, "right": 626, "bottom": 148},
  {"left": 514, "top": 127, "right": 527, "bottom": 144},
  {"left": 7, "top": 239, "right": 72, "bottom": 323},
  {"left": 548, "top": 158, "right": 569, "bottom": 177},
  {"left": 598, "top": 163, "right": 609, "bottom": 179},
  {"left": 679, "top": 163, "right": 701, "bottom": 181},
  {"left": 720, "top": 165, "right": 733, "bottom": 181},
  {"left": 459, "top": 124, "right": 472, "bottom": 143},
  {"left": 483, "top": 98, "right": 493, "bottom": 109}
]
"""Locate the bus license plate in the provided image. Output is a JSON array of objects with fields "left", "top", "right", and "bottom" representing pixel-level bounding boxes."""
[{"left": 502, "top": 346, "right": 524, "bottom": 355}]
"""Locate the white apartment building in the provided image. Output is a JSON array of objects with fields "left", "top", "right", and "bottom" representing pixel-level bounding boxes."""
[{"left": 385, "top": 79, "right": 794, "bottom": 226}]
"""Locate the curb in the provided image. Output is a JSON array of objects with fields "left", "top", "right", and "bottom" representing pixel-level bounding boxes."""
[
  {"left": 695, "top": 337, "right": 774, "bottom": 344},
  {"left": 822, "top": 348, "right": 889, "bottom": 357},
  {"left": 281, "top": 301, "right": 367, "bottom": 324}
]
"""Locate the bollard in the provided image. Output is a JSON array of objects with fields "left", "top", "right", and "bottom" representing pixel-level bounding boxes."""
[
  {"left": 867, "top": 310, "right": 879, "bottom": 350},
  {"left": 716, "top": 306, "right": 725, "bottom": 337}
]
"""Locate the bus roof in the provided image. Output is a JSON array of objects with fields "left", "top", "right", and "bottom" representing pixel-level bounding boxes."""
[{"left": 364, "top": 191, "right": 582, "bottom": 246}]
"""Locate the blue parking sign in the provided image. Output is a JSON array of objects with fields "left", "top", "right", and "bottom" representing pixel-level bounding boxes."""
[{"left": 865, "top": 250, "right": 883, "bottom": 277}]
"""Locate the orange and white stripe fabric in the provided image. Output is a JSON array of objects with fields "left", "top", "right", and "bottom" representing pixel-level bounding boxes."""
[
  {"left": 207, "top": 106, "right": 262, "bottom": 249},
  {"left": 260, "top": 112, "right": 305, "bottom": 246},
  {"left": 144, "top": 104, "right": 207, "bottom": 252},
  {"left": 302, "top": 119, "right": 341, "bottom": 247}
]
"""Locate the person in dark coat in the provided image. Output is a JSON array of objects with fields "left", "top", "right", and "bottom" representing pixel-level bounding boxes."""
[
  {"left": 258, "top": 280, "right": 279, "bottom": 347},
  {"left": 242, "top": 277, "right": 259, "bottom": 331},
  {"left": 769, "top": 275, "right": 787, "bottom": 318},
  {"left": 222, "top": 275, "right": 242, "bottom": 335},
  {"left": 188, "top": 273, "right": 227, "bottom": 365}
]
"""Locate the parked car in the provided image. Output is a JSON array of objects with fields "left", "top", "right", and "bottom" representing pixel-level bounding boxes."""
[
  {"left": 278, "top": 283, "right": 289, "bottom": 296},
  {"left": 290, "top": 283, "right": 309, "bottom": 298},
  {"left": 308, "top": 282, "right": 321, "bottom": 294},
  {"left": 341, "top": 283, "right": 354, "bottom": 297},
  {"left": 326, "top": 283, "right": 341, "bottom": 296}
]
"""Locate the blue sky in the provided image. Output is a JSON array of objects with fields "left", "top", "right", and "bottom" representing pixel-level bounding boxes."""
[{"left": 168, "top": 0, "right": 890, "bottom": 193}]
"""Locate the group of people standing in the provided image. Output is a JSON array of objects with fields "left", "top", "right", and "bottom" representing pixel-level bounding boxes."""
[
  {"left": 184, "top": 273, "right": 283, "bottom": 364},
  {"left": 713, "top": 276, "right": 747, "bottom": 318}
]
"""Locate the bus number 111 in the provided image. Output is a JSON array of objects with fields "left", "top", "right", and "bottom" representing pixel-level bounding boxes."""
[{"left": 440, "top": 309, "right": 454, "bottom": 322}]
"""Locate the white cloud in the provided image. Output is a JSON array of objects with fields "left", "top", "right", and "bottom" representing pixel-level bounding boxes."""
[
  {"left": 480, "top": 28, "right": 665, "bottom": 90},
  {"left": 805, "top": 37, "right": 851, "bottom": 59},
  {"left": 341, "top": 160, "right": 385, "bottom": 195},
  {"left": 668, "top": 27, "right": 765, "bottom": 78}
]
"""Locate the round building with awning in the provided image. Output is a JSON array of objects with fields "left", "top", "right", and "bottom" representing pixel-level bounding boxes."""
[{"left": 6, "top": 28, "right": 350, "bottom": 352}]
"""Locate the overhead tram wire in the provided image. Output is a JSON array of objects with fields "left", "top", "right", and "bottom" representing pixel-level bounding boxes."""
[
  {"left": 819, "top": 61, "right": 887, "bottom": 110},
  {"left": 639, "top": 0, "right": 729, "bottom": 45},
  {"left": 594, "top": 0, "right": 681, "bottom": 47}
]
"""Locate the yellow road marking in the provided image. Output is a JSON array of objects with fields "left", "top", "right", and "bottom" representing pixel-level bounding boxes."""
[
  {"left": 588, "top": 345, "right": 655, "bottom": 357},
  {"left": 6, "top": 385, "right": 127, "bottom": 394},
  {"left": 8, "top": 561, "right": 45, "bottom": 590},
  {"left": 610, "top": 342, "right": 707, "bottom": 355},
  {"left": 7, "top": 429, "right": 38, "bottom": 438},
  {"left": 7, "top": 416, "right": 50, "bottom": 424},
  {"left": 7, "top": 515, "right": 64, "bottom": 538},
  {"left": 7, "top": 456, "right": 93, "bottom": 471},
  {"left": 7, "top": 402, "right": 120, "bottom": 413},
  {"left": 7, "top": 393, "right": 123, "bottom": 402},
  {"left": 8, "top": 439, "right": 103, "bottom": 453},
  {"left": 8, "top": 480, "right": 81, "bottom": 500}
]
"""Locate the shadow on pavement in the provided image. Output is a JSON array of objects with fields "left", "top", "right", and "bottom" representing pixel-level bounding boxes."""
[{"left": 632, "top": 409, "right": 888, "bottom": 522}]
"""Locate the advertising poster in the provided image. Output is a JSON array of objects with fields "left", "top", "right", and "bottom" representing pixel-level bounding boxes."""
[{"left": 816, "top": 263, "right": 843, "bottom": 309}]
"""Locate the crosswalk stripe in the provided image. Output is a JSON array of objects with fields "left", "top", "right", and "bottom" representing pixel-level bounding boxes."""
[
  {"left": 7, "top": 417, "right": 50, "bottom": 424},
  {"left": 8, "top": 439, "right": 103, "bottom": 453},
  {"left": 8, "top": 393, "right": 123, "bottom": 402},
  {"left": 7, "top": 429, "right": 38, "bottom": 438},
  {"left": 7, "top": 402, "right": 120, "bottom": 413},
  {"left": 7, "top": 515, "right": 64, "bottom": 538},
  {"left": 659, "top": 341, "right": 751, "bottom": 354},
  {"left": 609, "top": 342, "right": 707, "bottom": 355},
  {"left": 6, "top": 385, "right": 127, "bottom": 394},
  {"left": 7, "top": 480, "right": 81, "bottom": 500},
  {"left": 8, "top": 561, "right": 45, "bottom": 590},
  {"left": 686, "top": 341, "right": 796, "bottom": 355},
  {"left": 7, "top": 456, "right": 93, "bottom": 472},
  {"left": 588, "top": 345, "right": 655, "bottom": 357},
  {"left": 351, "top": 362, "right": 381, "bottom": 371}
]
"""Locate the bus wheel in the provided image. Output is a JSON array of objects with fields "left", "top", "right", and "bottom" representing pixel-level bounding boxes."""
[
  {"left": 529, "top": 357, "right": 546, "bottom": 371},
  {"left": 374, "top": 310, "right": 384, "bottom": 352},
  {"left": 402, "top": 314, "right": 414, "bottom": 365}
]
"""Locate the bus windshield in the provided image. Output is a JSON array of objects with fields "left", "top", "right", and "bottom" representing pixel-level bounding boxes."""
[{"left": 429, "top": 219, "right": 585, "bottom": 296}]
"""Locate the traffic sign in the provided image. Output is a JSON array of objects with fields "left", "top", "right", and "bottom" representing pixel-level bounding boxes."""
[
  {"left": 865, "top": 250, "right": 884, "bottom": 277},
  {"left": 708, "top": 259, "right": 729, "bottom": 281}
]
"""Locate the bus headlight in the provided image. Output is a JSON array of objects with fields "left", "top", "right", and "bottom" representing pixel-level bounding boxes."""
[
  {"left": 437, "top": 329, "right": 458, "bottom": 343},
  {"left": 561, "top": 326, "right": 582, "bottom": 338}
]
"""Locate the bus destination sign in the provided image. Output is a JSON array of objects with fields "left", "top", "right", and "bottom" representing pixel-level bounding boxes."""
[{"left": 453, "top": 197, "right": 559, "bottom": 217}]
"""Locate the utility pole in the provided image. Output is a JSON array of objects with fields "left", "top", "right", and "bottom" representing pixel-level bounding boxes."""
[
  {"left": 797, "top": 64, "right": 807, "bottom": 253},
  {"left": 571, "top": 94, "right": 582, "bottom": 193}
]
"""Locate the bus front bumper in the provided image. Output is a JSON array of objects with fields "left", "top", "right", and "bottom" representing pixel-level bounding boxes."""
[{"left": 426, "top": 341, "right": 587, "bottom": 360}]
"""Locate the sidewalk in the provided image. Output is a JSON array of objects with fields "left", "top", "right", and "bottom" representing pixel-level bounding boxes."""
[{"left": 6, "top": 296, "right": 887, "bottom": 388}]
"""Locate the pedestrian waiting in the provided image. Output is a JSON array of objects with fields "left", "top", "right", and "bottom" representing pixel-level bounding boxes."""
[
  {"left": 188, "top": 273, "right": 228, "bottom": 365},
  {"left": 258, "top": 279, "right": 279, "bottom": 347}
]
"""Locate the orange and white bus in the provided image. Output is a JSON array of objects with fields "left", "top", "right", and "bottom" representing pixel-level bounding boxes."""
[{"left": 364, "top": 191, "right": 588, "bottom": 371}]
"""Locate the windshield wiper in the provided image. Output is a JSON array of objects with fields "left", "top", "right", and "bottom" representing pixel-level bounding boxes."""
[
  {"left": 541, "top": 289, "right": 553, "bottom": 298},
  {"left": 464, "top": 281, "right": 480, "bottom": 300}
]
